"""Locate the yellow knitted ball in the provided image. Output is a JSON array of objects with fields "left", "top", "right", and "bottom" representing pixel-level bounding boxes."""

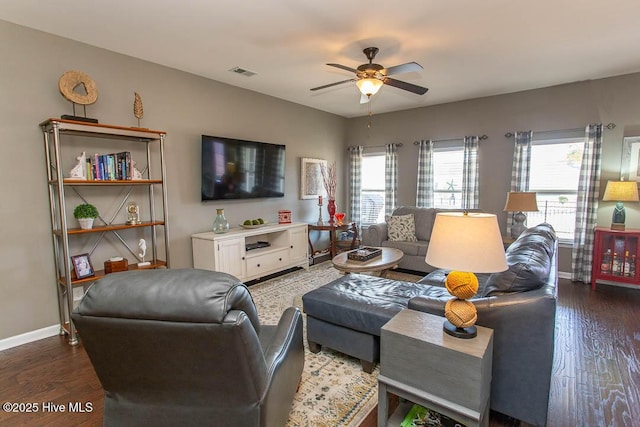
[
  {"left": 445, "top": 298, "right": 478, "bottom": 328},
  {"left": 445, "top": 271, "right": 479, "bottom": 300}
]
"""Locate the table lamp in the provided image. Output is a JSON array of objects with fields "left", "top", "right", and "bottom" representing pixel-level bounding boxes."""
[
  {"left": 603, "top": 180, "right": 639, "bottom": 230},
  {"left": 426, "top": 212, "right": 508, "bottom": 338},
  {"left": 503, "top": 192, "right": 539, "bottom": 239}
]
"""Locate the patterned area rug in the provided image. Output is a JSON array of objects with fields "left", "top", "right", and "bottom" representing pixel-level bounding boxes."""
[{"left": 248, "top": 262, "right": 422, "bottom": 427}]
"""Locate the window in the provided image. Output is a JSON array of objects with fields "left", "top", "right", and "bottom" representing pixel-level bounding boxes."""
[
  {"left": 433, "top": 145, "right": 464, "bottom": 209},
  {"left": 527, "top": 136, "right": 584, "bottom": 242},
  {"left": 360, "top": 154, "right": 385, "bottom": 226}
]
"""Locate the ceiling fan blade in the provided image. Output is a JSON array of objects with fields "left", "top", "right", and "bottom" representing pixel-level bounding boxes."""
[
  {"left": 310, "top": 78, "right": 356, "bottom": 91},
  {"left": 384, "top": 62, "right": 423, "bottom": 76},
  {"left": 360, "top": 93, "right": 371, "bottom": 104},
  {"left": 327, "top": 63, "right": 358, "bottom": 73},
  {"left": 383, "top": 77, "right": 429, "bottom": 95}
]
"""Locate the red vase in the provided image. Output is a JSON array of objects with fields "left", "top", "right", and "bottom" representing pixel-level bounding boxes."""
[{"left": 327, "top": 199, "right": 336, "bottom": 224}]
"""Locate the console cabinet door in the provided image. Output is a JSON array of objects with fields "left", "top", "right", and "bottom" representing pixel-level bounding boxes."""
[
  {"left": 289, "top": 225, "right": 309, "bottom": 264},
  {"left": 215, "top": 237, "right": 246, "bottom": 279}
]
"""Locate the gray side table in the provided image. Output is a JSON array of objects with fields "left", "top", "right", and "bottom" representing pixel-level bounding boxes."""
[{"left": 378, "top": 309, "right": 493, "bottom": 427}]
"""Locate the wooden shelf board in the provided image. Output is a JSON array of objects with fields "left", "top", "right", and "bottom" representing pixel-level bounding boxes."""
[
  {"left": 41, "top": 118, "right": 166, "bottom": 139},
  {"left": 59, "top": 260, "right": 167, "bottom": 286},
  {"left": 51, "top": 179, "right": 163, "bottom": 185},
  {"left": 57, "top": 221, "right": 165, "bottom": 235}
]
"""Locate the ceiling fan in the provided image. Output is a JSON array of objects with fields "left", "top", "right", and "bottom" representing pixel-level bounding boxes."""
[{"left": 310, "top": 47, "right": 428, "bottom": 103}]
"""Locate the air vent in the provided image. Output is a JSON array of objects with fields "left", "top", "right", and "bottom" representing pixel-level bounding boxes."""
[{"left": 229, "top": 67, "right": 257, "bottom": 77}]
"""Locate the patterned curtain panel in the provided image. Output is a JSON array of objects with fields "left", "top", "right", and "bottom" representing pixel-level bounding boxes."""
[
  {"left": 415, "top": 140, "right": 434, "bottom": 208},
  {"left": 572, "top": 124, "right": 603, "bottom": 283},
  {"left": 385, "top": 144, "right": 398, "bottom": 216},
  {"left": 462, "top": 136, "right": 480, "bottom": 210},
  {"left": 508, "top": 131, "right": 533, "bottom": 234},
  {"left": 348, "top": 146, "right": 363, "bottom": 227}
]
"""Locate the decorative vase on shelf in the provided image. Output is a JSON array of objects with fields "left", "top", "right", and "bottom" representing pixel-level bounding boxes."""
[
  {"left": 78, "top": 218, "right": 94, "bottom": 230},
  {"left": 212, "top": 208, "right": 230, "bottom": 234},
  {"left": 327, "top": 199, "right": 336, "bottom": 224}
]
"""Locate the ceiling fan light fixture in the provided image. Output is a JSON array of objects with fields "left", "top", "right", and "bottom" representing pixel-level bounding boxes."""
[{"left": 356, "top": 78, "right": 383, "bottom": 96}]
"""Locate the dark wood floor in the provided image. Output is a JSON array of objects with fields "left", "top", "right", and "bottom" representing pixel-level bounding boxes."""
[{"left": 1, "top": 279, "right": 638, "bottom": 426}]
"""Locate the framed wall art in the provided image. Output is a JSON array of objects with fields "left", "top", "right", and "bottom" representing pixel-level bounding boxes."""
[
  {"left": 621, "top": 136, "right": 640, "bottom": 181},
  {"left": 300, "top": 157, "right": 327, "bottom": 200}
]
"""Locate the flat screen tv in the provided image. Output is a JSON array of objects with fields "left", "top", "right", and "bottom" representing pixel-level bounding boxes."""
[{"left": 201, "top": 135, "right": 286, "bottom": 201}]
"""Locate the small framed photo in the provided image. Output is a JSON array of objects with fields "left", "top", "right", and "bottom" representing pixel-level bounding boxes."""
[{"left": 71, "top": 253, "right": 95, "bottom": 279}]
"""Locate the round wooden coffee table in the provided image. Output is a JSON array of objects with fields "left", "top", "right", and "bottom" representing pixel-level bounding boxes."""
[{"left": 332, "top": 247, "right": 404, "bottom": 277}]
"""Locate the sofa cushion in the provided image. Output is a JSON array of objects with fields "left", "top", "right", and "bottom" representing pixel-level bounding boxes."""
[
  {"left": 384, "top": 240, "right": 429, "bottom": 257},
  {"left": 483, "top": 223, "right": 557, "bottom": 296},
  {"left": 392, "top": 207, "right": 436, "bottom": 241},
  {"left": 302, "top": 274, "right": 451, "bottom": 336},
  {"left": 386, "top": 213, "right": 418, "bottom": 242}
]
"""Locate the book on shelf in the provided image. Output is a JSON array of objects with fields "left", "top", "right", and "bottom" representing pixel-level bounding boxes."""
[{"left": 85, "top": 151, "right": 135, "bottom": 181}]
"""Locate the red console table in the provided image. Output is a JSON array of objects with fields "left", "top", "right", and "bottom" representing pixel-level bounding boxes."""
[{"left": 592, "top": 226, "right": 640, "bottom": 290}]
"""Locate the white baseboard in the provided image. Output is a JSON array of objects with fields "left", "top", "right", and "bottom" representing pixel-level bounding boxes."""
[
  {"left": 558, "top": 271, "right": 571, "bottom": 280},
  {"left": 0, "top": 325, "right": 60, "bottom": 352}
]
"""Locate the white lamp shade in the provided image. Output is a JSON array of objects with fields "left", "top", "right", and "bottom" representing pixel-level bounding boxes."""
[
  {"left": 426, "top": 212, "right": 508, "bottom": 273},
  {"left": 356, "top": 78, "right": 383, "bottom": 96}
]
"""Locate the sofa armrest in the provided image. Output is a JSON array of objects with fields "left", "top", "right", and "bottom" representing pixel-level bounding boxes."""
[
  {"left": 362, "top": 223, "right": 388, "bottom": 247},
  {"left": 260, "top": 306, "right": 305, "bottom": 426},
  {"left": 407, "top": 295, "right": 447, "bottom": 317}
]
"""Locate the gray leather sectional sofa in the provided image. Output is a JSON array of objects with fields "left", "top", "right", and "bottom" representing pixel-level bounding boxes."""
[{"left": 303, "top": 223, "right": 558, "bottom": 427}]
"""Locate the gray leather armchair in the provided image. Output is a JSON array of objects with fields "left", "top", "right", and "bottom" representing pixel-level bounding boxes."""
[{"left": 72, "top": 268, "right": 304, "bottom": 427}]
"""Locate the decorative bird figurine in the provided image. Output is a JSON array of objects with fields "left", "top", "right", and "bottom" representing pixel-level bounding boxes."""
[{"left": 133, "top": 92, "right": 144, "bottom": 127}]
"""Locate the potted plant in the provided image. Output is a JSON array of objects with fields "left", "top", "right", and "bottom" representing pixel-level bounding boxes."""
[{"left": 74, "top": 203, "right": 99, "bottom": 230}]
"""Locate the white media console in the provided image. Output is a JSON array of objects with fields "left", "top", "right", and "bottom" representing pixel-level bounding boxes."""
[{"left": 191, "top": 222, "right": 309, "bottom": 281}]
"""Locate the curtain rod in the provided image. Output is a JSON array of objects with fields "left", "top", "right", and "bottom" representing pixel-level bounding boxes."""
[
  {"left": 347, "top": 143, "right": 403, "bottom": 151},
  {"left": 504, "top": 123, "right": 616, "bottom": 138},
  {"left": 412, "top": 135, "right": 488, "bottom": 145}
]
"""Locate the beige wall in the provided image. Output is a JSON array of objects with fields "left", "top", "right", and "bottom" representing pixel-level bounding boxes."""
[
  {"left": 0, "top": 20, "right": 346, "bottom": 340},
  {"left": 346, "top": 73, "right": 640, "bottom": 273}
]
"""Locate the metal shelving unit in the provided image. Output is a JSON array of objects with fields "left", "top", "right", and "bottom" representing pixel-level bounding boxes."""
[{"left": 41, "top": 118, "right": 170, "bottom": 344}]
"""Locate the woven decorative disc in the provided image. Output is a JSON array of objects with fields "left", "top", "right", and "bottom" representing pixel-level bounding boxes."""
[{"left": 58, "top": 70, "right": 98, "bottom": 105}]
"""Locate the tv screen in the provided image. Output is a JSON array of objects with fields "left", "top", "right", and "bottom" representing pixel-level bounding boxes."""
[{"left": 201, "top": 135, "right": 286, "bottom": 201}]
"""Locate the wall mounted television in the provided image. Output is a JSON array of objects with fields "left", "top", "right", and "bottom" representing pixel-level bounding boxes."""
[{"left": 201, "top": 135, "right": 286, "bottom": 201}]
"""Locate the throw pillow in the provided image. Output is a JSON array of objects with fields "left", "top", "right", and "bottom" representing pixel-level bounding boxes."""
[{"left": 387, "top": 214, "right": 418, "bottom": 242}]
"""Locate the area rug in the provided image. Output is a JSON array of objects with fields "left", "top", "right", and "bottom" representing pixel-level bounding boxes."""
[{"left": 248, "top": 262, "right": 422, "bottom": 427}]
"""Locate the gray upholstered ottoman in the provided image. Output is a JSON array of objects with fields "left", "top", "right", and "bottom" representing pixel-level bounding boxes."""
[{"left": 302, "top": 273, "right": 449, "bottom": 372}]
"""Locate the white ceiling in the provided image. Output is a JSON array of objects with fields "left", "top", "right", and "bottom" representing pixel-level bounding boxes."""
[{"left": 3, "top": 0, "right": 640, "bottom": 118}]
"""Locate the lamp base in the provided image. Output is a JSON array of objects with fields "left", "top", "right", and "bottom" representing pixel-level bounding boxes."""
[
  {"left": 443, "top": 320, "right": 477, "bottom": 339},
  {"left": 611, "top": 223, "right": 625, "bottom": 231},
  {"left": 510, "top": 211, "right": 527, "bottom": 239}
]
